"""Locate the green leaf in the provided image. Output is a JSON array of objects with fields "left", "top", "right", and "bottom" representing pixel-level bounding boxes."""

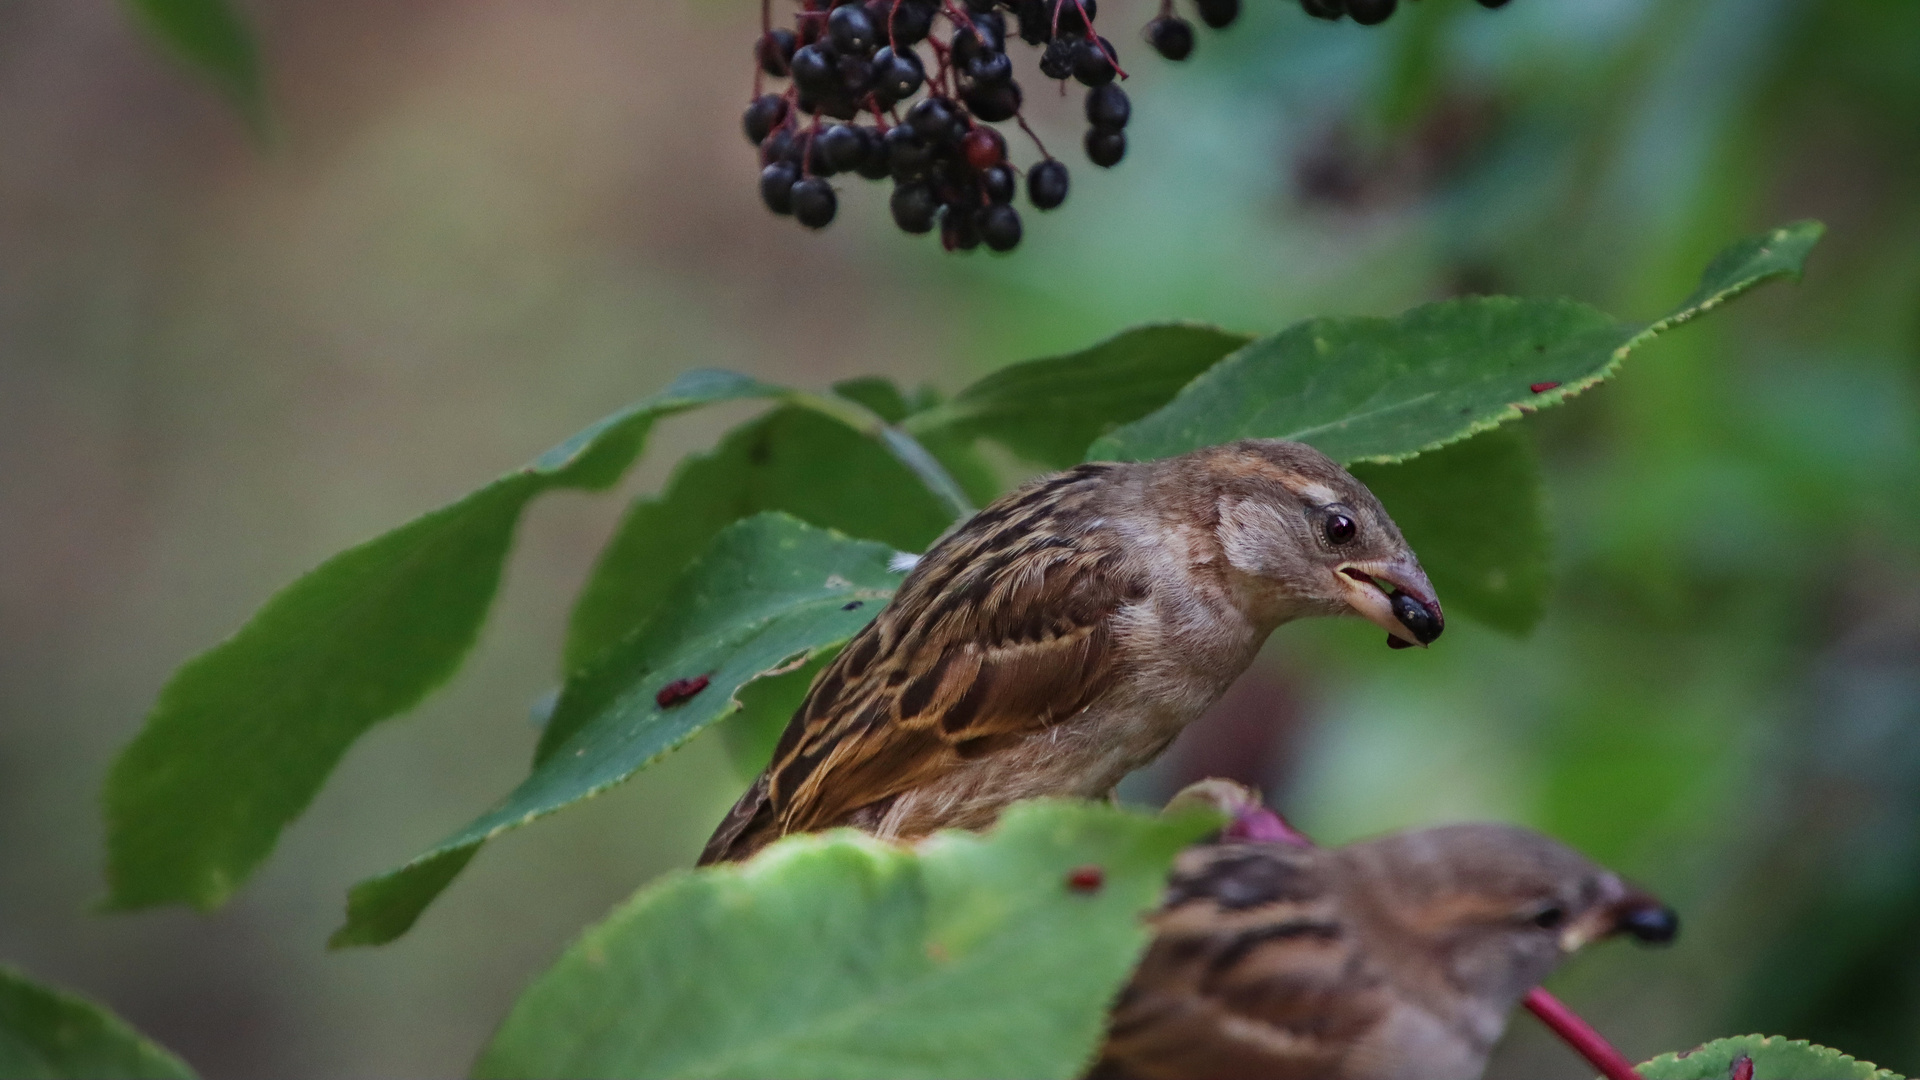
[
  {"left": 1350, "top": 428, "right": 1550, "bottom": 635},
  {"left": 903, "top": 324, "right": 1253, "bottom": 469},
  {"left": 120, "top": 0, "right": 264, "bottom": 127},
  {"left": 1634, "top": 1034, "right": 1902, "bottom": 1080},
  {"left": 1090, "top": 223, "right": 1824, "bottom": 466},
  {"left": 564, "top": 407, "right": 957, "bottom": 672},
  {"left": 473, "top": 800, "right": 1218, "bottom": 1080},
  {"left": 0, "top": 964, "right": 195, "bottom": 1080},
  {"left": 333, "top": 514, "right": 898, "bottom": 947},
  {"left": 831, "top": 377, "right": 913, "bottom": 423},
  {"left": 104, "top": 370, "right": 786, "bottom": 912}
]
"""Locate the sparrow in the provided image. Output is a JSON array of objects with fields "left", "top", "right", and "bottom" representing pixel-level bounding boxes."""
[
  {"left": 1090, "top": 781, "right": 1679, "bottom": 1080},
  {"left": 700, "top": 439, "right": 1443, "bottom": 865}
]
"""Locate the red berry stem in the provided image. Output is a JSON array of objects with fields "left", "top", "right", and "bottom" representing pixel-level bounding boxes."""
[
  {"left": 1522, "top": 988, "right": 1644, "bottom": 1080},
  {"left": 1015, "top": 113, "right": 1051, "bottom": 159}
]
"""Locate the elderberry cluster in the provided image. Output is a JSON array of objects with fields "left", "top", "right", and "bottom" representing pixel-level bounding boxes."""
[
  {"left": 744, "top": 0, "right": 1139, "bottom": 251},
  {"left": 742, "top": 0, "right": 1517, "bottom": 251},
  {"left": 1295, "top": 0, "right": 1508, "bottom": 26}
]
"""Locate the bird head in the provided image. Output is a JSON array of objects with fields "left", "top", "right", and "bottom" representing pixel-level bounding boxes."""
[
  {"left": 1175, "top": 439, "right": 1443, "bottom": 648},
  {"left": 1338, "top": 823, "right": 1678, "bottom": 1009}
]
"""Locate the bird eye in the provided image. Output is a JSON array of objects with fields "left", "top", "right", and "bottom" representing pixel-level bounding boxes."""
[
  {"left": 1323, "top": 513, "right": 1357, "bottom": 545},
  {"left": 1530, "top": 906, "right": 1567, "bottom": 930}
]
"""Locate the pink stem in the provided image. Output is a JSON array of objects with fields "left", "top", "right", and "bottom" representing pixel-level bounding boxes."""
[{"left": 1523, "top": 988, "right": 1643, "bottom": 1080}]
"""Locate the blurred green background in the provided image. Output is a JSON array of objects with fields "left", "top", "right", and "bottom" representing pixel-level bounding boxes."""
[{"left": 1, "top": 0, "right": 1916, "bottom": 1075}]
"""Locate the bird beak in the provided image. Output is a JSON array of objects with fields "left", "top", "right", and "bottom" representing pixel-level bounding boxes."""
[
  {"left": 1334, "top": 554, "right": 1444, "bottom": 648},
  {"left": 1559, "top": 888, "right": 1679, "bottom": 953}
]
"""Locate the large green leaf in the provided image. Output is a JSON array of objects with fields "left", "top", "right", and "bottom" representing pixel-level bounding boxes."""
[
  {"left": 333, "top": 514, "right": 898, "bottom": 947},
  {"left": 902, "top": 324, "right": 1253, "bottom": 469},
  {"left": 564, "top": 406, "right": 957, "bottom": 672},
  {"left": 473, "top": 800, "right": 1217, "bottom": 1080},
  {"left": 104, "top": 371, "right": 786, "bottom": 912},
  {"left": 120, "top": 0, "right": 263, "bottom": 125},
  {"left": 1351, "top": 428, "right": 1550, "bottom": 635},
  {"left": 1091, "top": 222, "right": 1823, "bottom": 465},
  {"left": 0, "top": 965, "right": 194, "bottom": 1080},
  {"left": 1634, "top": 1035, "right": 1902, "bottom": 1079}
]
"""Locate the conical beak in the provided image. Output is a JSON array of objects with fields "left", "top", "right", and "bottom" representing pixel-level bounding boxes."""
[
  {"left": 1559, "top": 885, "right": 1679, "bottom": 952},
  {"left": 1335, "top": 554, "right": 1444, "bottom": 648}
]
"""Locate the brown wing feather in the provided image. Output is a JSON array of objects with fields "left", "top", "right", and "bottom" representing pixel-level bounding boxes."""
[
  {"left": 699, "top": 464, "right": 1147, "bottom": 865},
  {"left": 1093, "top": 845, "right": 1390, "bottom": 1080}
]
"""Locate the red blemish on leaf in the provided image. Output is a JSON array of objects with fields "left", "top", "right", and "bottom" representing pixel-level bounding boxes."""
[
  {"left": 1531, "top": 381, "right": 1561, "bottom": 393},
  {"left": 655, "top": 675, "right": 711, "bottom": 709},
  {"left": 1729, "top": 1056, "right": 1753, "bottom": 1080},
  {"left": 1066, "top": 865, "right": 1104, "bottom": 893}
]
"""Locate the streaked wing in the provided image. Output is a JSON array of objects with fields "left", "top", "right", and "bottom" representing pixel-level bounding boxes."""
[
  {"left": 700, "top": 464, "right": 1148, "bottom": 864},
  {"left": 1093, "top": 844, "right": 1389, "bottom": 1080}
]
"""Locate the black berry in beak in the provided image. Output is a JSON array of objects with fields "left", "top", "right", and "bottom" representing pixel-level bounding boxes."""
[
  {"left": 1390, "top": 589, "right": 1443, "bottom": 645},
  {"left": 1616, "top": 901, "right": 1680, "bottom": 945}
]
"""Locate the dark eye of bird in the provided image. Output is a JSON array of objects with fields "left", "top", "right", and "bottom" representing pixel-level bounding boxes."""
[
  {"left": 1324, "top": 513, "right": 1357, "bottom": 545},
  {"left": 1531, "top": 905, "right": 1567, "bottom": 930}
]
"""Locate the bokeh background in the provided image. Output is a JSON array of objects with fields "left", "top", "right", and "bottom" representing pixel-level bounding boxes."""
[{"left": 3, "top": 0, "right": 1917, "bottom": 1075}]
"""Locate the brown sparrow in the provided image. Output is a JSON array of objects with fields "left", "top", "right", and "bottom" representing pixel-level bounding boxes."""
[
  {"left": 1091, "top": 782, "right": 1679, "bottom": 1080},
  {"left": 700, "top": 440, "right": 1443, "bottom": 865}
]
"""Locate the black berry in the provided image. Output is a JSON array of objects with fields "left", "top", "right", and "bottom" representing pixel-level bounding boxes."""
[
  {"left": 761, "top": 126, "right": 800, "bottom": 165},
  {"left": 965, "top": 50, "right": 1014, "bottom": 86},
  {"left": 743, "top": 94, "right": 788, "bottom": 145},
  {"left": 1300, "top": 0, "right": 1344, "bottom": 19},
  {"left": 1072, "top": 36, "right": 1117, "bottom": 86},
  {"left": 1346, "top": 0, "right": 1395, "bottom": 23},
  {"left": 872, "top": 47, "right": 925, "bottom": 103},
  {"left": 827, "top": 4, "right": 877, "bottom": 53},
  {"left": 1146, "top": 15, "right": 1194, "bottom": 59},
  {"left": 835, "top": 52, "right": 874, "bottom": 94},
  {"left": 981, "top": 163, "right": 1017, "bottom": 203},
  {"left": 951, "top": 14, "right": 1003, "bottom": 61},
  {"left": 791, "top": 177, "right": 838, "bottom": 228},
  {"left": 907, "top": 96, "right": 960, "bottom": 140},
  {"left": 963, "top": 80, "right": 1022, "bottom": 122},
  {"left": 891, "top": 182, "right": 938, "bottom": 232},
  {"left": 941, "top": 207, "right": 982, "bottom": 251},
  {"left": 855, "top": 127, "right": 893, "bottom": 179},
  {"left": 885, "top": 123, "right": 934, "bottom": 177},
  {"left": 1040, "top": 37, "right": 1077, "bottom": 80},
  {"left": 790, "top": 44, "right": 837, "bottom": 96},
  {"left": 819, "top": 124, "right": 866, "bottom": 172},
  {"left": 1027, "top": 159, "right": 1069, "bottom": 208},
  {"left": 1050, "top": 0, "right": 1097, "bottom": 34},
  {"left": 980, "top": 203, "right": 1023, "bottom": 251},
  {"left": 1476, "top": 0, "right": 1512, "bottom": 7},
  {"left": 757, "top": 28, "right": 797, "bottom": 76},
  {"left": 1085, "top": 127, "right": 1125, "bottom": 167},
  {"left": 1085, "top": 83, "right": 1129, "bottom": 130},
  {"left": 1195, "top": 0, "right": 1239, "bottom": 28},
  {"left": 805, "top": 131, "right": 838, "bottom": 175},
  {"left": 888, "top": 0, "right": 937, "bottom": 43},
  {"left": 1013, "top": 0, "right": 1051, "bottom": 43},
  {"left": 760, "top": 161, "right": 800, "bottom": 214}
]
